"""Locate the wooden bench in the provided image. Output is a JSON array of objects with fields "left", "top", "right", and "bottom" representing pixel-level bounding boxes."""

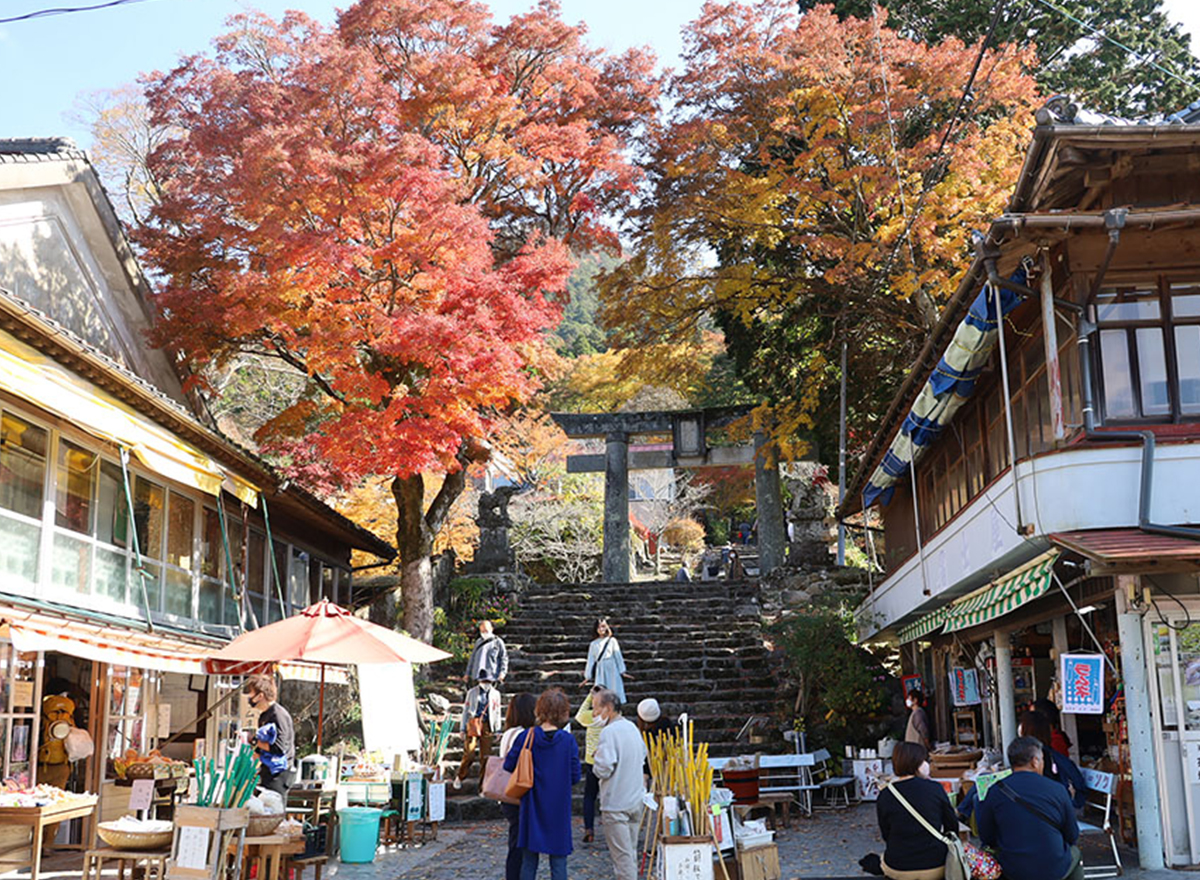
[
  {"left": 82, "top": 846, "right": 169, "bottom": 880},
  {"left": 285, "top": 853, "right": 328, "bottom": 880}
]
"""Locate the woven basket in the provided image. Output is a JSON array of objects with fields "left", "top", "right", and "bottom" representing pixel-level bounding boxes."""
[
  {"left": 96, "top": 823, "right": 174, "bottom": 851},
  {"left": 247, "top": 814, "right": 285, "bottom": 837}
]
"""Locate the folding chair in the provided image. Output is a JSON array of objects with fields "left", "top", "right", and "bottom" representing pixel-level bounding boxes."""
[
  {"left": 811, "top": 748, "right": 856, "bottom": 809},
  {"left": 1079, "top": 768, "right": 1123, "bottom": 878}
]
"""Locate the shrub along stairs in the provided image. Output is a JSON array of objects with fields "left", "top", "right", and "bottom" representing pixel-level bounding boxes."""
[{"left": 427, "top": 577, "right": 778, "bottom": 820}]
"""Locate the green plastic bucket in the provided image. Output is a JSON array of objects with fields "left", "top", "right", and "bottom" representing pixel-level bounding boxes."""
[{"left": 338, "top": 806, "right": 383, "bottom": 863}]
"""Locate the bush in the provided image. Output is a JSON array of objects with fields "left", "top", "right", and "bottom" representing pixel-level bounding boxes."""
[{"left": 662, "top": 518, "right": 705, "bottom": 551}]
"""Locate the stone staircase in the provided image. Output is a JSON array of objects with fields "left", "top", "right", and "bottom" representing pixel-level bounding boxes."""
[{"left": 426, "top": 578, "right": 779, "bottom": 820}]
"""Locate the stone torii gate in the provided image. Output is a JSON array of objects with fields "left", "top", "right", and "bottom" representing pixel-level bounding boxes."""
[{"left": 551, "top": 406, "right": 785, "bottom": 583}]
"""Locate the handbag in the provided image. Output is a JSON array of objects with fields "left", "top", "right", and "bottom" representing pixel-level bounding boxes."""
[
  {"left": 482, "top": 755, "right": 520, "bottom": 805},
  {"left": 963, "top": 841, "right": 1002, "bottom": 880},
  {"left": 885, "top": 782, "right": 972, "bottom": 880},
  {"left": 504, "top": 728, "right": 536, "bottom": 800}
]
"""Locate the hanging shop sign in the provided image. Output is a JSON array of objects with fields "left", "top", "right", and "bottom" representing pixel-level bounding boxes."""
[
  {"left": 901, "top": 675, "right": 923, "bottom": 697},
  {"left": 949, "top": 667, "right": 982, "bottom": 706},
  {"left": 1060, "top": 653, "right": 1104, "bottom": 714}
]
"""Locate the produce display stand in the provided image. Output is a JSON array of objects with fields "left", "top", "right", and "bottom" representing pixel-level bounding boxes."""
[
  {"left": 83, "top": 845, "right": 171, "bottom": 880},
  {"left": 231, "top": 834, "right": 304, "bottom": 880},
  {"left": 167, "top": 805, "right": 249, "bottom": 880},
  {"left": 0, "top": 795, "right": 99, "bottom": 880}
]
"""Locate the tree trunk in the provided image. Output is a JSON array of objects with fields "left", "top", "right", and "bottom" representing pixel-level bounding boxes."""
[{"left": 391, "top": 449, "right": 470, "bottom": 643}]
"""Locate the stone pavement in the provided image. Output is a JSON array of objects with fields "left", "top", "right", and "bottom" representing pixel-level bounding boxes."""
[{"left": 324, "top": 805, "right": 1180, "bottom": 880}]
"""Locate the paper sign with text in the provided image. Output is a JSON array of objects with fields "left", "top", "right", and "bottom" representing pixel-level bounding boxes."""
[
  {"left": 1061, "top": 653, "right": 1104, "bottom": 714},
  {"left": 129, "top": 778, "right": 155, "bottom": 812}
]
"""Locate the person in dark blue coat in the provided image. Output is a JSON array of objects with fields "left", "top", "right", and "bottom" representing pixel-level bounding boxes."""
[
  {"left": 503, "top": 688, "right": 582, "bottom": 880},
  {"left": 1019, "top": 710, "right": 1087, "bottom": 808},
  {"left": 977, "top": 736, "right": 1082, "bottom": 880}
]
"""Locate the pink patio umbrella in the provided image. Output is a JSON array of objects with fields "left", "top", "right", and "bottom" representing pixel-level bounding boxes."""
[{"left": 207, "top": 598, "right": 452, "bottom": 752}]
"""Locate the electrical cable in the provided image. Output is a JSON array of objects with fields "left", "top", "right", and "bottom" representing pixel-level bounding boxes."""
[
  {"left": 1145, "top": 574, "right": 1193, "bottom": 631},
  {"left": 1024, "top": 0, "right": 1200, "bottom": 98},
  {"left": 0, "top": 0, "right": 158, "bottom": 25}
]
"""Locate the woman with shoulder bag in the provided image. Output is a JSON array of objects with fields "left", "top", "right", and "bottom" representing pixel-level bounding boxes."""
[
  {"left": 876, "top": 743, "right": 962, "bottom": 880},
  {"left": 503, "top": 688, "right": 582, "bottom": 880},
  {"left": 497, "top": 693, "right": 538, "bottom": 880}
]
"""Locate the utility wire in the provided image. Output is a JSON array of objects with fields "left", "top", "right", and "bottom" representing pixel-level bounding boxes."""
[
  {"left": 870, "top": 0, "right": 1011, "bottom": 303},
  {"left": 0, "top": 0, "right": 157, "bottom": 25},
  {"left": 1025, "top": 0, "right": 1200, "bottom": 97}
]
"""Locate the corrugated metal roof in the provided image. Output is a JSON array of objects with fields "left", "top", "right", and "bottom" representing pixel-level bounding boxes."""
[{"left": 1050, "top": 528, "right": 1200, "bottom": 563}]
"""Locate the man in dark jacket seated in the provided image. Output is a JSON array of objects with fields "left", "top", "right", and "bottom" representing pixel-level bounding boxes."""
[{"left": 977, "top": 736, "right": 1083, "bottom": 880}]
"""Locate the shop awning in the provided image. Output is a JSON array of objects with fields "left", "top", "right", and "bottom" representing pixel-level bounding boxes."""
[
  {"left": 0, "top": 330, "right": 258, "bottom": 506},
  {"left": 942, "top": 551, "right": 1060, "bottom": 633},
  {"left": 898, "top": 607, "right": 950, "bottom": 644},
  {"left": 0, "top": 607, "right": 345, "bottom": 682},
  {"left": 862, "top": 269, "right": 1025, "bottom": 508},
  {"left": 1050, "top": 528, "right": 1200, "bottom": 565}
]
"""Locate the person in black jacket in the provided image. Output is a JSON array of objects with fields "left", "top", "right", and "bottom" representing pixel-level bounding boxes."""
[
  {"left": 245, "top": 674, "right": 294, "bottom": 798},
  {"left": 876, "top": 742, "right": 959, "bottom": 880}
]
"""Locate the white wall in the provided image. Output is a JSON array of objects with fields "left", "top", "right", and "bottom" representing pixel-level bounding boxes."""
[{"left": 856, "top": 442, "right": 1200, "bottom": 639}]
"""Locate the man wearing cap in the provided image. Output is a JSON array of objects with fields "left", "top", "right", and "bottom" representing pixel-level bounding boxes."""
[{"left": 454, "top": 671, "right": 502, "bottom": 790}]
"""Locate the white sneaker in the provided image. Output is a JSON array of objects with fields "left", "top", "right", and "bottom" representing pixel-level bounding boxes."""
[{"left": 452, "top": 778, "right": 462, "bottom": 790}]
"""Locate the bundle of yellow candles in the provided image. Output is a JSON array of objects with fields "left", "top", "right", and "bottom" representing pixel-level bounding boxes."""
[{"left": 643, "top": 719, "right": 714, "bottom": 838}]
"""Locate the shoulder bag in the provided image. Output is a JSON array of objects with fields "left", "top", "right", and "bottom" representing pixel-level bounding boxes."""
[
  {"left": 885, "top": 782, "right": 972, "bottom": 880},
  {"left": 504, "top": 727, "right": 536, "bottom": 800}
]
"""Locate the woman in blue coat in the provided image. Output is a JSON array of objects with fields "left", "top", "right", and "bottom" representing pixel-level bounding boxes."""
[{"left": 504, "top": 688, "right": 582, "bottom": 880}]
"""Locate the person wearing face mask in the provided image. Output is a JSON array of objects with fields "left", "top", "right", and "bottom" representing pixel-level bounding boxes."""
[
  {"left": 904, "top": 689, "right": 931, "bottom": 750},
  {"left": 591, "top": 689, "right": 646, "bottom": 880},
  {"left": 875, "top": 742, "right": 958, "bottom": 879},
  {"left": 244, "top": 674, "right": 294, "bottom": 798}
]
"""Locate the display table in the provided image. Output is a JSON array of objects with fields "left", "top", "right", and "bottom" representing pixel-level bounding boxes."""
[
  {"left": 83, "top": 845, "right": 170, "bottom": 880},
  {"left": 0, "top": 796, "right": 99, "bottom": 880},
  {"left": 232, "top": 834, "right": 305, "bottom": 880}
]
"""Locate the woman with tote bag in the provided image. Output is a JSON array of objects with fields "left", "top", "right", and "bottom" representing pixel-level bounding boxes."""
[
  {"left": 503, "top": 689, "right": 581, "bottom": 880},
  {"left": 486, "top": 693, "right": 537, "bottom": 880},
  {"left": 875, "top": 743, "right": 963, "bottom": 879}
]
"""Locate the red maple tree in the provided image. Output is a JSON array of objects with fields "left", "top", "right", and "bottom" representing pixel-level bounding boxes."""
[{"left": 139, "top": 2, "right": 656, "bottom": 640}]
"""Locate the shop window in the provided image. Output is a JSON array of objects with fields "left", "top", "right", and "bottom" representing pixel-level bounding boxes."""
[
  {"left": 309, "top": 559, "right": 322, "bottom": 607},
  {"left": 270, "top": 542, "right": 289, "bottom": 621},
  {"left": 1094, "top": 279, "right": 1200, "bottom": 422},
  {"left": 322, "top": 563, "right": 336, "bottom": 603},
  {"left": 0, "top": 413, "right": 47, "bottom": 520},
  {"left": 0, "top": 516, "right": 40, "bottom": 585},
  {"left": 201, "top": 507, "right": 222, "bottom": 579},
  {"left": 290, "top": 548, "right": 310, "bottom": 609},
  {"left": 94, "top": 546, "right": 128, "bottom": 603},
  {"left": 106, "top": 666, "right": 146, "bottom": 761},
  {"left": 167, "top": 494, "right": 195, "bottom": 570},
  {"left": 55, "top": 440, "right": 96, "bottom": 534},
  {"left": 0, "top": 645, "right": 41, "bottom": 785},
  {"left": 50, "top": 531, "right": 91, "bottom": 595},
  {"left": 96, "top": 460, "right": 128, "bottom": 548},
  {"left": 198, "top": 577, "right": 222, "bottom": 624},
  {"left": 133, "top": 477, "right": 165, "bottom": 560}
]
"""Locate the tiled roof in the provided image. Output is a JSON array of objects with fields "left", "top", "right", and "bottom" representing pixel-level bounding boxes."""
[
  {"left": 0, "top": 137, "right": 89, "bottom": 164},
  {"left": 1167, "top": 99, "right": 1200, "bottom": 125}
]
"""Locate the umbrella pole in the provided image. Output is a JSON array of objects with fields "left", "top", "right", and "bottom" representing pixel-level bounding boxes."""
[{"left": 318, "top": 664, "right": 326, "bottom": 755}]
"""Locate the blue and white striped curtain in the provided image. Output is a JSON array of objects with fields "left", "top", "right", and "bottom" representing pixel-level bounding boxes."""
[{"left": 862, "top": 269, "right": 1026, "bottom": 508}]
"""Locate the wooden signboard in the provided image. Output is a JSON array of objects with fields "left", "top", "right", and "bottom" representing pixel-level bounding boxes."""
[
  {"left": 167, "top": 806, "right": 248, "bottom": 880},
  {"left": 656, "top": 836, "right": 714, "bottom": 880}
]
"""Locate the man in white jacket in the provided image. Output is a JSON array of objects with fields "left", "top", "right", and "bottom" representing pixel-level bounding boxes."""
[{"left": 592, "top": 689, "right": 646, "bottom": 880}]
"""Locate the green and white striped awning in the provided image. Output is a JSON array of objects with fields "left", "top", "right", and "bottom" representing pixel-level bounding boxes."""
[
  {"left": 898, "top": 607, "right": 950, "bottom": 644},
  {"left": 941, "top": 551, "right": 1060, "bottom": 634}
]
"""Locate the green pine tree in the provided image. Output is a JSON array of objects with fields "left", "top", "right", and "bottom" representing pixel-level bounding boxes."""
[{"left": 821, "top": 0, "right": 1200, "bottom": 118}]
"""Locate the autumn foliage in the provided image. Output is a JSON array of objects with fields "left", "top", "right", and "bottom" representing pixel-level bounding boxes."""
[
  {"left": 137, "top": 0, "right": 657, "bottom": 638},
  {"left": 601, "top": 0, "right": 1041, "bottom": 455}
]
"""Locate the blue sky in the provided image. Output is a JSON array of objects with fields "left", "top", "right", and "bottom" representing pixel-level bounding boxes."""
[
  {"left": 1, "top": 0, "right": 1198, "bottom": 146},
  {"left": 0, "top": 0, "right": 688, "bottom": 146}
]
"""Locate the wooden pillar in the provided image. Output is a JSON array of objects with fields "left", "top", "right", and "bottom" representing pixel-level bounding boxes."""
[{"left": 1050, "top": 616, "right": 1080, "bottom": 761}]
